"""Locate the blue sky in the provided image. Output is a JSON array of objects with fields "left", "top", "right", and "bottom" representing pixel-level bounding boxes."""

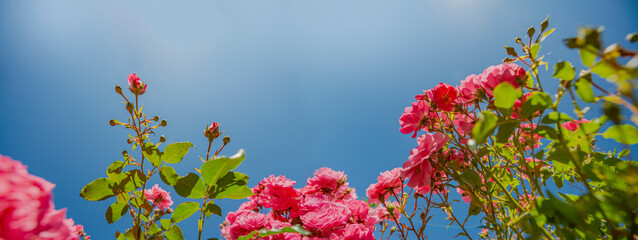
[{"left": 1, "top": 1, "right": 637, "bottom": 239}]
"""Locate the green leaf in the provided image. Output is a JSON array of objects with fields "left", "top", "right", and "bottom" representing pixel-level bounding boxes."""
[
  {"left": 552, "top": 61, "right": 576, "bottom": 80},
  {"left": 530, "top": 43, "right": 541, "bottom": 59},
  {"left": 160, "top": 166, "right": 180, "bottom": 186},
  {"left": 210, "top": 171, "right": 254, "bottom": 200},
  {"left": 205, "top": 202, "right": 222, "bottom": 217},
  {"left": 143, "top": 142, "right": 162, "bottom": 167},
  {"left": 215, "top": 185, "right": 253, "bottom": 200},
  {"left": 574, "top": 75, "right": 595, "bottom": 102},
  {"left": 163, "top": 142, "right": 194, "bottom": 164},
  {"left": 602, "top": 125, "right": 638, "bottom": 145},
  {"left": 160, "top": 219, "right": 171, "bottom": 230},
  {"left": 495, "top": 121, "right": 518, "bottom": 143},
  {"left": 148, "top": 223, "right": 161, "bottom": 235},
  {"left": 106, "top": 201, "right": 129, "bottom": 224},
  {"left": 494, "top": 82, "right": 522, "bottom": 109},
  {"left": 171, "top": 202, "right": 199, "bottom": 223},
  {"left": 118, "top": 169, "right": 147, "bottom": 192},
  {"left": 174, "top": 173, "right": 206, "bottom": 199},
  {"left": 627, "top": 32, "right": 638, "bottom": 42},
  {"left": 618, "top": 149, "right": 630, "bottom": 158},
  {"left": 520, "top": 92, "right": 552, "bottom": 119},
  {"left": 107, "top": 161, "right": 126, "bottom": 181},
  {"left": 539, "top": 28, "right": 555, "bottom": 42},
  {"left": 471, "top": 111, "right": 498, "bottom": 144},
  {"left": 80, "top": 178, "right": 117, "bottom": 201},
  {"left": 579, "top": 46, "right": 597, "bottom": 67},
  {"left": 460, "top": 169, "right": 482, "bottom": 188},
  {"left": 541, "top": 112, "right": 573, "bottom": 124},
  {"left": 201, "top": 149, "right": 246, "bottom": 185},
  {"left": 165, "top": 225, "right": 184, "bottom": 240}
]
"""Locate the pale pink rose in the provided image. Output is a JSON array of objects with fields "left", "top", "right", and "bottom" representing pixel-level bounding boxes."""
[
  {"left": 562, "top": 119, "right": 590, "bottom": 131},
  {"left": 480, "top": 63, "right": 526, "bottom": 97},
  {"left": 402, "top": 133, "right": 449, "bottom": 188},
  {"left": 456, "top": 188, "right": 471, "bottom": 203},
  {"left": 399, "top": 100, "right": 430, "bottom": 138},
  {"left": 366, "top": 168, "right": 403, "bottom": 204},
  {"left": 300, "top": 201, "right": 351, "bottom": 232},
  {"left": 306, "top": 168, "right": 346, "bottom": 194},
  {"left": 457, "top": 74, "right": 482, "bottom": 103},
  {"left": 238, "top": 199, "right": 259, "bottom": 211},
  {"left": 144, "top": 184, "right": 173, "bottom": 210},
  {"left": 258, "top": 175, "right": 300, "bottom": 211},
  {"left": 428, "top": 83, "right": 458, "bottom": 112},
  {"left": 453, "top": 113, "right": 475, "bottom": 136},
  {"left": 222, "top": 210, "right": 268, "bottom": 240},
  {"left": 0, "top": 155, "right": 79, "bottom": 240}
]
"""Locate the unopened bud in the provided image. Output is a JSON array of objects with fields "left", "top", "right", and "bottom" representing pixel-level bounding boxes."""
[
  {"left": 109, "top": 120, "right": 117, "bottom": 126},
  {"left": 126, "top": 102, "right": 134, "bottom": 113},
  {"left": 115, "top": 85, "right": 122, "bottom": 95},
  {"left": 223, "top": 136, "right": 230, "bottom": 144},
  {"left": 390, "top": 226, "right": 397, "bottom": 233},
  {"left": 159, "top": 135, "right": 166, "bottom": 143},
  {"left": 127, "top": 139, "right": 133, "bottom": 144},
  {"left": 160, "top": 120, "right": 167, "bottom": 127},
  {"left": 153, "top": 115, "right": 160, "bottom": 121},
  {"left": 205, "top": 122, "right": 221, "bottom": 140}
]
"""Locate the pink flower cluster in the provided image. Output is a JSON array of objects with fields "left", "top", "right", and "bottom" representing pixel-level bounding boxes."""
[
  {"left": 0, "top": 155, "right": 88, "bottom": 240},
  {"left": 398, "top": 63, "right": 529, "bottom": 197},
  {"left": 221, "top": 168, "right": 380, "bottom": 240},
  {"left": 144, "top": 184, "right": 174, "bottom": 210}
]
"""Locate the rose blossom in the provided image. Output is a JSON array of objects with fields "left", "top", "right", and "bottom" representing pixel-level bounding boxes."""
[
  {"left": 428, "top": 83, "right": 458, "bottom": 112},
  {"left": 366, "top": 168, "right": 402, "bottom": 204},
  {"left": 562, "top": 119, "right": 590, "bottom": 131},
  {"left": 222, "top": 210, "right": 268, "bottom": 240},
  {"left": 452, "top": 113, "right": 475, "bottom": 136},
  {"left": 456, "top": 188, "right": 472, "bottom": 203},
  {"left": 306, "top": 167, "right": 345, "bottom": 194},
  {"left": 457, "top": 74, "right": 482, "bottom": 103},
  {"left": 480, "top": 63, "right": 526, "bottom": 97},
  {"left": 144, "top": 184, "right": 173, "bottom": 210},
  {"left": 402, "top": 132, "right": 449, "bottom": 188},
  {"left": 127, "top": 73, "right": 147, "bottom": 95},
  {"left": 0, "top": 155, "right": 80, "bottom": 240},
  {"left": 399, "top": 100, "right": 430, "bottom": 138},
  {"left": 300, "top": 201, "right": 351, "bottom": 232},
  {"left": 257, "top": 175, "right": 300, "bottom": 211}
]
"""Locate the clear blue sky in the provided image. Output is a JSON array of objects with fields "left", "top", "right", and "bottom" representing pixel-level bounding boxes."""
[{"left": 1, "top": 1, "right": 636, "bottom": 239}]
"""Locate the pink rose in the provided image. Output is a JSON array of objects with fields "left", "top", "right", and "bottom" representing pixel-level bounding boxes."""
[
  {"left": 428, "top": 83, "right": 458, "bottom": 112},
  {"left": 456, "top": 188, "right": 471, "bottom": 203},
  {"left": 222, "top": 210, "right": 268, "bottom": 240},
  {"left": 205, "top": 122, "right": 221, "bottom": 140},
  {"left": 127, "top": 73, "right": 147, "bottom": 95},
  {"left": 0, "top": 155, "right": 80, "bottom": 240},
  {"left": 306, "top": 168, "right": 346, "bottom": 194},
  {"left": 480, "top": 63, "right": 526, "bottom": 97},
  {"left": 300, "top": 201, "right": 351, "bottom": 232},
  {"left": 402, "top": 133, "right": 449, "bottom": 188},
  {"left": 144, "top": 184, "right": 173, "bottom": 210},
  {"left": 457, "top": 74, "right": 482, "bottom": 103},
  {"left": 399, "top": 100, "right": 430, "bottom": 138},
  {"left": 366, "top": 168, "right": 403, "bottom": 204},
  {"left": 452, "top": 113, "right": 475, "bottom": 136},
  {"left": 562, "top": 119, "right": 589, "bottom": 131},
  {"left": 258, "top": 175, "right": 300, "bottom": 211}
]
